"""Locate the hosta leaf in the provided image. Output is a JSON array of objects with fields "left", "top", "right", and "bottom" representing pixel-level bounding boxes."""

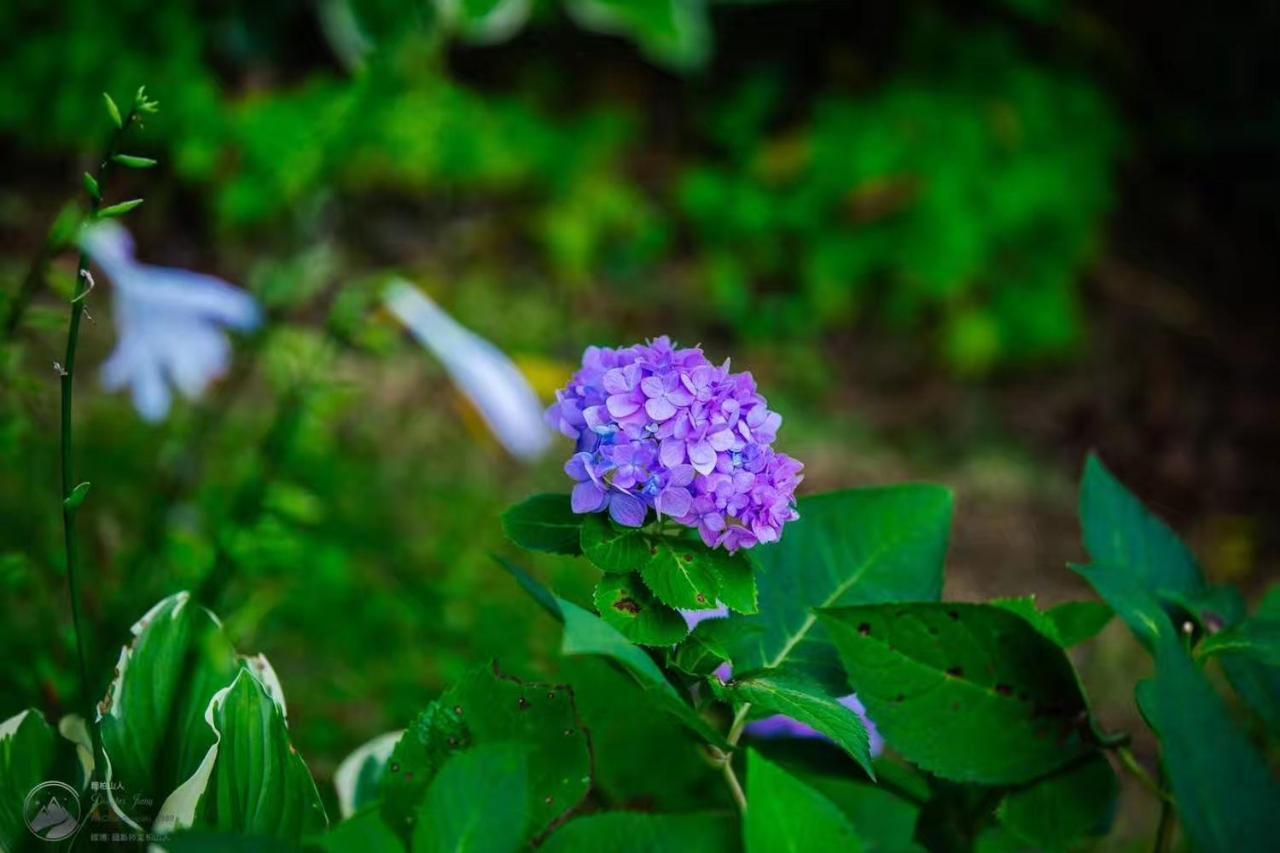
[
  {"left": 99, "top": 591, "right": 240, "bottom": 830},
  {"left": 499, "top": 556, "right": 727, "bottom": 748},
  {"left": 333, "top": 731, "right": 401, "bottom": 819},
  {"left": 0, "top": 710, "right": 64, "bottom": 850},
  {"left": 381, "top": 665, "right": 590, "bottom": 842},
  {"left": 594, "top": 574, "right": 689, "bottom": 646},
  {"left": 412, "top": 743, "right": 529, "bottom": 853},
  {"left": 501, "top": 494, "right": 583, "bottom": 555},
  {"left": 580, "top": 514, "right": 650, "bottom": 574},
  {"left": 820, "top": 604, "right": 1092, "bottom": 785},
  {"left": 715, "top": 673, "right": 873, "bottom": 776},
  {"left": 1080, "top": 454, "right": 1201, "bottom": 595},
  {"left": 156, "top": 667, "right": 327, "bottom": 841},
  {"left": 725, "top": 486, "right": 953, "bottom": 690},
  {"left": 745, "top": 751, "right": 862, "bottom": 852},
  {"left": 543, "top": 811, "right": 737, "bottom": 852},
  {"left": 997, "top": 754, "right": 1117, "bottom": 850},
  {"left": 642, "top": 539, "right": 720, "bottom": 610}
]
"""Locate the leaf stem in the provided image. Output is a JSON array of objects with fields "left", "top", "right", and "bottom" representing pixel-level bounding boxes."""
[
  {"left": 1152, "top": 765, "right": 1175, "bottom": 853},
  {"left": 1114, "top": 745, "right": 1171, "bottom": 804},
  {"left": 711, "top": 703, "right": 753, "bottom": 813},
  {"left": 60, "top": 103, "right": 137, "bottom": 772}
]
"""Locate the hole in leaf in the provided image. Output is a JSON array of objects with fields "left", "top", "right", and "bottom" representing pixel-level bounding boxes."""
[
  {"left": 453, "top": 705, "right": 463, "bottom": 716},
  {"left": 995, "top": 684, "right": 1013, "bottom": 696},
  {"left": 857, "top": 623, "right": 871, "bottom": 636},
  {"left": 613, "top": 597, "right": 641, "bottom": 615},
  {"left": 946, "top": 666, "right": 964, "bottom": 678},
  {"left": 517, "top": 697, "right": 531, "bottom": 711},
  {"left": 947, "top": 610, "right": 959, "bottom": 621},
  {"left": 389, "top": 762, "right": 400, "bottom": 773}
]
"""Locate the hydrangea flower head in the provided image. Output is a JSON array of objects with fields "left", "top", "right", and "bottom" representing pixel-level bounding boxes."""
[{"left": 547, "top": 337, "right": 802, "bottom": 551}]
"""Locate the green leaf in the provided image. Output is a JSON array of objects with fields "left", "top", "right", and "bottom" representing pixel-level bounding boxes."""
[
  {"left": 1137, "top": 621, "right": 1280, "bottom": 852},
  {"left": 82, "top": 172, "right": 101, "bottom": 201},
  {"left": 580, "top": 513, "right": 650, "bottom": 573},
  {"left": 745, "top": 750, "right": 863, "bottom": 852},
  {"left": 670, "top": 617, "right": 757, "bottom": 678},
  {"left": 501, "top": 494, "right": 583, "bottom": 555},
  {"left": 1197, "top": 617, "right": 1280, "bottom": 666},
  {"left": 1080, "top": 454, "right": 1201, "bottom": 594},
  {"left": 800, "top": 773, "right": 920, "bottom": 853},
  {"left": 565, "top": 0, "right": 711, "bottom": 71},
  {"left": 641, "top": 538, "right": 720, "bottom": 610},
  {"left": 305, "top": 806, "right": 403, "bottom": 853},
  {"left": 705, "top": 547, "right": 758, "bottom": 615},
  {"left": 382, "top": 665, "right": 590, "bottom": 842},
  {"left": 1044, "top": 601, "right": 1112, "bottom": 647},
  {"left": 63, "top": 480, "right": 91, "bottom": 510},
  {"left": 542, "top": 811, "right": 737, "bottom": 852},
  {"left": 112, "top": 154, "right": 158, "bottom": 169},
  {"left": 997, "top": 754, "right": 1117, "bottom": 850},
  {"left": 99, "top": 592, "right": 240, "bottom": 829},
  {"left": 97, "top": 199, "right": 144, "bottom": 219},
  {"left": 156, "top": 667, "right": 328, "bottom": 841},
  {"left": 333, "top": 731, "right": 401, "bottom": 819},
  {"left": 725, "top": 486, "right": 953, "bottom": 690},
  {"left": 1, "top": 710, "right": 58, "bottom": 850},
  {"left": 820, "top": 603, "right": 1093, "bottom": 785},
  {"left": 1221, "top": 655, "right": 1280, "bottom": 732},
  {"left": 103, "top": 91, "right": 123, "bottom": 128},
  {"left": 715, "top": 672, "right": 874, "bottom": 776},
  {"left": 498, "top": 556, "right": 727, "bottom": 747},
  {"left": 594, "top": 573, "right": 689, "bottom": 646},
  {"left": 412, "top": 743, "right": 529, "bottom": 853}
]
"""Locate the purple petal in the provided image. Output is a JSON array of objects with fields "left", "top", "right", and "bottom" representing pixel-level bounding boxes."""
[
  {"left": 571, "top": 482, "right": 607, "bottom": 514},
  {"left": 640, "top": 375, "right": 666, "bottom": 398},
  {"left": 656, "top": 486, "right": 692, "bottom": 518},
  {"left": 688, "top": 439, "right": 717, "bottom": 475},
  {"left": 645, "top": 396, "right": 677, "bottom": 421},
  {"left": 659, "top": 438, "right": 686, "bottom": 469},
  {"left": 609, "top": 493, "right": 647, "bottom": 527},
  {"left": 606, "top": 394, "right": 641, "bottom": 418}
]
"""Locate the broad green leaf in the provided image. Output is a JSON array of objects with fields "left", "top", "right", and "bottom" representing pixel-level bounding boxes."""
[
  {"left": 1221, "top": 656, "right": 1280, "bottom": 732},
  {"left": 158, "top": 830, "right": 297, "bottom": 851},
  {"left": 99, "top": 592, "right": 240, "bottom": 829},
  {"left": 580, "top": 514, "right": 650, "bottom": 573},
  {"left": 1197, "top": 618, "right": 1280, "bottom": 666},
  {"left": 305, "top": 806, "right": 404, "bottom": 853},
  {"left": 413, "top": 743, "right": 530, "bottom": 853},
  {"left": 155, "top": 667, "right": 328, "bottom": 841},
  {"left": 560, "top": 598, "right": 727, "bottom": 748},
  {"left": 991, "top": 597, "right": 1112, "bottom": 648},
  {"left": 499, "top": 557, "right": 727, "bottom": 747},
  {"left": 800, "top": 773, "right": 920, "bottom": 853},
  {"left": 542, "top": 811, "right": 737, "bottom": 852},
  {"left": 1044, "top": 601, "right": 1112, "bottom": 647},
  {"left": 704, "top": 548, "right": 758, "bottom": 615},
  {"left": 725, "top": 486, "right": 953, "bottom": 689},
  {"left": 501, "top": 494, "right": 583, "bottom": 555},
  {"left": 433, "top": 0, "right": 532, "bottom": 45},
  {"left": 560, "top": 659, "right": 717, "bottom": 810},
  {"left": 997, "top": 754, "right": 1117, "bottom": 850},
  {"left": 642, "top": 539, "right": 720, "bottom": 610},
  {"left": 821, "top": 604, "right": 1093, "bottom": 784},
  {"left": 333, "top": 731, "right": 401, "bottom": 819},
  {"left": 745, "top": 751, "right": 862, "bottom": 852},
  {"left": 1072, "top": 563, "right": 1169, "bottom": 651},
  {"left": 1080, "top": 454, "right": 1201, "bottom": 594},
  {"left": 1137, "top": 623, "right": 1280, "bottom": 852},
  {"left": 381, "top": 702, "right": 467, "bottom": 838},
  {"left": 381, "top": 665, "right": 589, "bottom": 842},
  {"left": 594, "top": 574, "right": 689, "bottom": 646},
  {"left": 670, "top": 618, "right": 758, "bottom": 678},
  {"left": 715, "top": 673, "right": 873, "bottom": 776}
]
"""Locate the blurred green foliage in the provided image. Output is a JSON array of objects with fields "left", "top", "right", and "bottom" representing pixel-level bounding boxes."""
[{"left": 1, "top": 1, "right": 1120, "bottom": 373}]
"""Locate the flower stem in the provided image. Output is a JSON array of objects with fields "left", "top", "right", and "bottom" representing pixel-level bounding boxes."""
[
  {"left": 60, "top": 104, "right": 137, "bottom": 768},
  {"left": 716, "top": 703, "right": 752, "bottom": 813}
]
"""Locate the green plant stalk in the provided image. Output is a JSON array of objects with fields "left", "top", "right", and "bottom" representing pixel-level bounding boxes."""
[
  {"left": 1152, "top": 764, "right": 1175, "bottom": 853},
  {"left": 719, "top": 702, "right": 752, "bottom": 813},
  {"left": 61, "top": 104, "right": 137, "bottom": 769}
]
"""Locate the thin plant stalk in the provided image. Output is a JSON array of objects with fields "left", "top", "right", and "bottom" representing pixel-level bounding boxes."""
[{"left": 60, "top": 102, "right": 139, "bottom": 766}]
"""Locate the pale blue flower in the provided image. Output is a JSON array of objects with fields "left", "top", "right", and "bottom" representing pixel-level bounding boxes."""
[
  {"left": 81, "top": 222, "right": 261, "bottom": 422},
  {"left": 383, "top": 280, "right": 551, "bottom": 462}
]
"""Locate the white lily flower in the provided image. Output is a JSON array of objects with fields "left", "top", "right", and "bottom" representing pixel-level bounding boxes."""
[
  {"left": 80, "top": 222, "right": 261, "bottom": 422},
  {"left": 384, "top": 280, "right": 551, "bottom": 462}
]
